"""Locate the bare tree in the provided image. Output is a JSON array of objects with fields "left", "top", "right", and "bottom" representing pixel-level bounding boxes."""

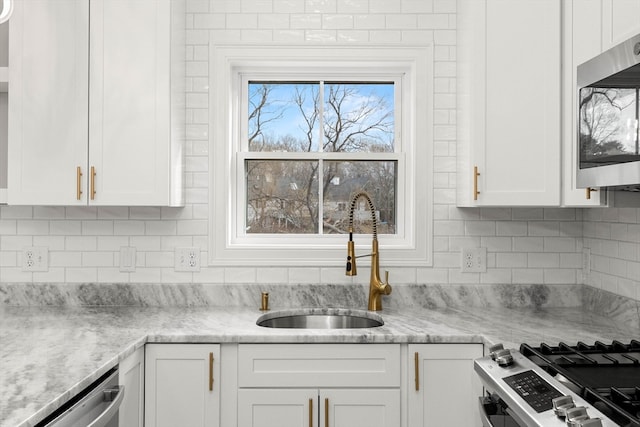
[
  {"left": 246, "top": 82, "right": 395, "bottom": 234},
  {"left": 579, "top": 87, "right": 635, "bottom": 162}
]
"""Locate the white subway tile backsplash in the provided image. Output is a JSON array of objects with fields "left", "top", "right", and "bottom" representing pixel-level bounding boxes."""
[
  {"left": 305, "top": 29, "right": 338, "bottom": 42},
  {"left": 305, "top": 0, "right": 337, "bottom": 14},
  {"left": 434, "top": 0, "right": 456, "bottom": 13},
  {"left": 402, "top": 0, "right": 433, "bottom": 13},
  {"left": 338, "top": 0, "right": 368, "bottom": 13},
  {"left": 258, "top": 13, "right": 290, "bottom": 28},
  {"left": 241, "top": 29, "right": 275, "bottom": 42},
  {"left": 528, "top": 253, "right": 559, "bottom": 268},
  {"left": 337, "top": 30, "right": 370, "bottom": 43},
  {"left": 113, "top": 221, "right": 145, "bottom": 236},
  {"left": 1, "top": 206, "right": 33, "bottom": 219},
  {"left": 193, "top": 13, "right": 226, "bottom": 29},
  {"left": 289, "top": 267, "right": 321, "bottom": 284},
  {"left": 353, "top": 14, "right": 385, "bottom": 29},
  {"left": 226, "top": 13, "right": 258, "bottom": 28},
  {"left": 0, "top": 0, "right": 592, "bottom": 294},
  {"left": 369, "top": 0, "right": 401, "bottom": 13},
  {"left": 385, "top": 14, "right": 417, "bottom": 29},
  {"left": 291, "top": 14, "right": 322, "bottom": 29},
  {"left": 322, "top": 14, "right": 354, "bottom": 29},
  {"left": 274, "top": 0, "right": 305, "bottom": 13},
  {"left": 369, "top": 30, "right": 402, "bottom": 43},
  {"left": 512, "top": 268, "right": 543, "bottom": 284},
  {"left": 273, "top": 29, "right": 306, "bottom": 42}
]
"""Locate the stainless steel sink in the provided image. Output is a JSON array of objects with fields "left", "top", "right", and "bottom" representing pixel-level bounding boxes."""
[{"left": 256, "top": 308, "right": 384, "bottom": 329}]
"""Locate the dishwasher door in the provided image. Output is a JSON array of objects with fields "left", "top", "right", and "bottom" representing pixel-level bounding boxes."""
[{"left": 41, "top": 369, "right": 124, "bottom": 427}]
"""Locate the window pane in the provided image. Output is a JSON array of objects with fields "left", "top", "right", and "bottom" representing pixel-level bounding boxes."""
[
  {"left": 246, "top": 160, "right": 319, "bottom": 233},
  {"left": 323, "top": 83, "right": 394, "bottom": 153},
  {"left": 579, "top": 87, "right": 638, "bottom": 168},
  {"left": 322, "top": 161, "right": 396, "bottom": 235},
  {"left": 248, "top": 82, "right": 319, "bottom": 152}
]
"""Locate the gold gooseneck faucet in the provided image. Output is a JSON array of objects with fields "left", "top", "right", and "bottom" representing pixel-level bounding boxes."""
[{"left": 345, "top": 191, "right": 392, "bottom": 311}]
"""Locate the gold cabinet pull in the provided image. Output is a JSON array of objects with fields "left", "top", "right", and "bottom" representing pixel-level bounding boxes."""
[
  {"left": 208, "top": 352, "right": 214, "bottom": 391},
  {"left": 586, "top": 187, "right": 598, "bottom": 200},
  {"left": 324, "top": 398, "right": 329, "bottom": 427},
  {"left": 90, "top": 166, "right": 96, "bottom": 200},
  {"left": 473, "top": 166, "right": 480, "bottom": 200},
  {"left": 414, "top": 352, "right": 420, "bottom": 391},
  {"left": 309, "top": 398, "right": 313, "bottom": 427},
  {"left": 76, "top": 167, "right": 83, "bottom": 200}
]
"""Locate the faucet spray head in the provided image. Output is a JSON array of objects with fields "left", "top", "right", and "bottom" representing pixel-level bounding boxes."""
[{"left": 346, "top": 230, "right": 357, "bottom": 276}]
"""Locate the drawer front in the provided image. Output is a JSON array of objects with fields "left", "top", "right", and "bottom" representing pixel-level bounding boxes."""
[{"left": 238, "top": 344, "right": 400, "bottom": 388}]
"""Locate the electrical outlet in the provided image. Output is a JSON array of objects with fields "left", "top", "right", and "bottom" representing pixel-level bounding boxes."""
[
  {"left": 22, "top": 246, "right": 49, "bottom": 272},
  {"left": 175, "top": 247, "right": 201, "bottom": 272},
  {"left": 119, "top": 246, "right": 136, "bottom": 273},
  {"left": 461, "top": 247, "right": 486, "bottom": 273}
]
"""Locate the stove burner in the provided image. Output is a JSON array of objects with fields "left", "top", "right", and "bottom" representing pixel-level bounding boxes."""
[{"left": 521, "top": 341, "right": 640, "bottom": 427}]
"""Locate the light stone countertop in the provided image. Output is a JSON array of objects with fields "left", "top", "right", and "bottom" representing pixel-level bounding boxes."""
[{"left": 1, "top": 304, "right": 637, "bottom": 427}]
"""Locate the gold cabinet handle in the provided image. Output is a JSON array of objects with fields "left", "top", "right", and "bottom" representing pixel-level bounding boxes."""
[
  {"left": 209, "top": 352, "right": 214, "bottom": 391},
  {"left": 414, "top": 352, "right": 420, "bottom": 391},
  {"left": 76, "top": 167, "right": 83, "bottom": 200},
  {"left": 90, "top": 166, "right": 96, "bottom": 200},
  {"left": 309, "top": 398, "right": 313, "bottom": 427},
  {"left": 586, "top": 187, "right": 598, "bottom": 200},
  {"left": 473, "top": 166, "right": 480, "bottom": 200},
  {"left": 324, "top": 398, "right": 329, "bottom": 427}
]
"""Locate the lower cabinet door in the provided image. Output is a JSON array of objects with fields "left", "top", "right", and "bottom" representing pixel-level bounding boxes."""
[
  {"left": 238, "top": 389, "right": 318, "bottom": 427},
  {"left": 145, "top": 344, "right": 220, "bottom": 427},
  {"left": 408, "top": 344, "right": 483, "bottom": 427},
  {"left": 321, "top": 389, "right": 400, "bottom": 427},
  {"left": 238, "top": 388, "right": 400, "bottom": 427}
]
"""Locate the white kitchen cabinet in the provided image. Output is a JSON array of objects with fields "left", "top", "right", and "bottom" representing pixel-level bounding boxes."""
[
  {"left": 457, "top": 0, "right": 561, "bottom": 206},
  {"left": 118, "top": 346, "right": 144, "bottom": 427},
  {"left": 408, "top": 344, "right": 483, "bottom": 427},
  {"left": 561, "top": 0, "right": 606, "bottom": 206},
  {"left": 602, "top": 0, "right": 640, "bottom": 50},
  {"left": 237, "top": 344, "right": 401, "bottom": 427},
  {"left": 7, "top": 0, "right": 184, "bottom": 206},
  {"left": 145, "top": 344, "right": 221, "bottom": 427},
  {"left": 238, "top": 388, "right": 400, "bottom": 427}
]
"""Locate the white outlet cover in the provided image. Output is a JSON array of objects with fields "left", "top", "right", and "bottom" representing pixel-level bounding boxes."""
[
  {"left": 22, "top": 246, "right": 49, "bottom": 272},
  {"left": 175, "top": 247, "right": 201, "bottom": 272},
  {"left": 460, "top": 247, "right": 486, "bottom": 273}
]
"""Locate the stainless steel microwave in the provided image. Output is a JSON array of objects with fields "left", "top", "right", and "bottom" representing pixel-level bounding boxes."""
[{"left": 577, "top": 33, "right": 640, "bottom": 190}]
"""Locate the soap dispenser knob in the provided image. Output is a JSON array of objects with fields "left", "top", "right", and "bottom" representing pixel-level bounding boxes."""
[{"left": 260, "top": 292, "right": 270, "bottom": 311}]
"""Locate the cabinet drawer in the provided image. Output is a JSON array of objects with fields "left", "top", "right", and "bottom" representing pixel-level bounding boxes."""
[{"left": 238, "top": 344, "right": 400, "bottom": 388}]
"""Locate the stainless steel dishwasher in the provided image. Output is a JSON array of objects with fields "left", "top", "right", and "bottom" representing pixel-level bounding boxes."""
[{"left": 36, "top": 368, "right": 124, "bottom": 427}]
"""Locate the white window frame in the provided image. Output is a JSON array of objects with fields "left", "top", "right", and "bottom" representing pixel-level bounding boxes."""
[{"left": 209, "top": 43, "right": 433, "bottom": 267}]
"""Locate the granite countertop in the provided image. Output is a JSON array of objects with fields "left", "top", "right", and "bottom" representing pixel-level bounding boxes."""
[{"left": 1, "top": 303, "right": 638, "bottom": 427}]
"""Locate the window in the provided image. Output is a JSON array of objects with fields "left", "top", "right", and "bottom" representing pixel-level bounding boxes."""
[
  {"left": 244, "top": 80, "right": 397, "bottom": 236},
  {"left": 209, "top": 44, "right": 433, "bottom": 267}
]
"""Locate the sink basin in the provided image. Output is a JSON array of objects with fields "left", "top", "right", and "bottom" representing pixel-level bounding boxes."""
[{"left": 256, "top": 308, "right": 384, "bottom": 329}]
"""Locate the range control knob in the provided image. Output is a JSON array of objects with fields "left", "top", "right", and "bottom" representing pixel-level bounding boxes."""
[
  {"left": 565, "top": 407, "right": 589, "bottom": 427},
  {"left": 552, "top": 395, "right": 576, "bottom": 417},
  {"left": 493, "top": 348, "right": 514, "bottom": 367},
  {"left": 489, "top": 343, "right": 505, "bottom": 360}
]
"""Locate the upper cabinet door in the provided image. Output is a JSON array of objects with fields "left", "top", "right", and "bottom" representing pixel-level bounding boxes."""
[
  {"left": 89, "top": 0, "right": 174, "bottom": 206},
  {"left": 457, "top": 0, "right": 561, "bottom": 206},
  {"left": 8, "top": 0, "right": 89, "bottom": 205},
  {"left": 7, "top": 0, "right": 184, "bottom": 206},
  {"left": 561, "top": 0, "right": 605, "bottom": 206},
  {"left": 602, "top": 0, "right": 640, "bottom": 50}
]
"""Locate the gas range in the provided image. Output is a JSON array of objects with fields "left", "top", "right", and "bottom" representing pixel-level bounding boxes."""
[{"left": 474, "top": 341, "right": 640, "bottom": 427}]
